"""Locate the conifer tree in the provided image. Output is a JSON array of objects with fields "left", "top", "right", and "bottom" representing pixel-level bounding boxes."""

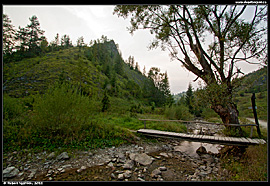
[
  {"left": 185, "top": 83, "right": 194, "bottom": 114},
  {"left": 3, "top": 14, "right": 16, "bottom": 55},
  {"left": 26, "top": 15, "right": 45, "bottom": 53}
]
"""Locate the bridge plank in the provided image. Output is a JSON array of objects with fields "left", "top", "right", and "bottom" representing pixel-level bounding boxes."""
[{"left": 137, "top": 129, "right": 266, "bottom": 145}]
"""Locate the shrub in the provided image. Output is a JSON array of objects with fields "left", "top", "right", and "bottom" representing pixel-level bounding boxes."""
[
  {"left": 164, "top": 104, "right": 193, "bottom": 120},
  {"left": 32, "top": 82, "right": 93, "bottom": 138},
  {"left": 201, "top": 107, "right": 219, "bottom": 120},
  {"left": 3, "top": 94, "right": 25, "bottom": 120}
]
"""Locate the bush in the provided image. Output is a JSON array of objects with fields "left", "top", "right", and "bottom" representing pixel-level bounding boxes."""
[
  {"left": 165, "top": 104, "right": 193, "bottom": 120},
  {"left": 3, "top": 94, "right": 25, "bottom": 120},
  {"left": 201, "top": 107, "right": 219, "bottom": 120},
  {"left": 32, "top": 82, "right": 93, "bottom": 138}
]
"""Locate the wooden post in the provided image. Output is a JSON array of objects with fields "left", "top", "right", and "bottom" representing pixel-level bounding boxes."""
[
  {"left": 144, "top": 120, "right": 146, "bottom": 129},
  {"left": 250, "top": 126, "right": 254, "bottom": 138},
  {"left": 251, "top": 93, "right": 261, "bottom": 138}
]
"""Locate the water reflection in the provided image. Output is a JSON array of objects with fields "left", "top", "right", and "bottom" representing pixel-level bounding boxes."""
[{"left": 174, "top": 141, "right": 223, "bottom": 158}]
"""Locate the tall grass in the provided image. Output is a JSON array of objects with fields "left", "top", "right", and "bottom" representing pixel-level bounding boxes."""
[
  {"left": 164, "top": 104, "right": 193, "bottom": 121},
  {"left": 32, "top": 82, "right": 93, "bottom": 138},
  {"left": 3, "top": 82, "right": 135, "bottom": 152},
  {"left": 221, "top": 144, "right": 267, "bottom": 181}
]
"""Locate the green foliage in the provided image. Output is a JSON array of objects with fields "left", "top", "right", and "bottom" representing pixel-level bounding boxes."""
[
  {"left": 164, "top": 104, "right": 193, "bottom": 121},
  {"left": 32, "top": 82, "right": 93, "bottom": 137},
  {"left": 200, "top": 107, "right": 219, "bottom": 120},
  {"left": 3, "top": 94, "right": 26, "bottom": 120},
  {"left": 3, "top": 84, "right": 136, "bottom": 152},
  {"left": 101, "top": 90, "right": 110, "bottom": 112},
  {"left": 221, "top": 144, "right": 267, "bottom": 181}
]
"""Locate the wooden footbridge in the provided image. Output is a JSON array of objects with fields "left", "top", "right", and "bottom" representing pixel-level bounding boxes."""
[{"left": 137, "top": 119, "right": 267, "bottom": 145}]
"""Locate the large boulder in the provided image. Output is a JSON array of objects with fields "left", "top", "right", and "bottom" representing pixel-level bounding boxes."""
[
  {"left": 129, "top": 153, "right": 152, "bottom": 166},
  {"left": 196, "top": 146, "right": 207, "bottom": 154},
  {"left": 3, "top": 167, "right": 19, "bottom": 178}
]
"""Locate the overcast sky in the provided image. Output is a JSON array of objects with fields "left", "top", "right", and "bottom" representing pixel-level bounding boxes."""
[{"left": 3, "top": 5, "right": 263, "bottom": 94}]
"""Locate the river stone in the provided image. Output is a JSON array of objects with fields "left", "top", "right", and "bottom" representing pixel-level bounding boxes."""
[
  {"left": 56, "top": 152, "right": 69, "bottom": 161},
  {"left": 77, "top": 166, "right": 87, "bottom": 173},
  {"left": 117, "top": 173, "right": 125, "bottom": 180},
  {"left": 196, "top": 146, "right": 207, "bottom": 154},
  {"left": 133, "top": 153, "right": 152, "bottom": 166},
  {"left": 3, "top": 167, "right": 19, "bottom": 178},
  {"left": 122, "top": 160, "right": 134, "bottom": 170},
  {"left": 151, "top": 168, "right": 162, "bottom": 178},
  {"left": 123, "top": 170, "right": 132, "bottom": 178},
  {"left": 159, "top": 166, "right": 167, "bottom": 171},
  {"left": 28, "top": 169, "right": 37, "bottom": 179}
]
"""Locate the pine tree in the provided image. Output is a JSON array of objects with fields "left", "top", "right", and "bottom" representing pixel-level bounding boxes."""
[
  {"left": 15, "top": 26, "right": 29, "bottom": 52},
  {"left": 3, "top": 14, "right": 16, "bottom": 55},
  {"left": 26, "top": 15, "right": 45, "bottom": 53},
  {"left": 61, "top": 34, "right": 72, "bottom": 48},
  {"left": 50, "top": 33, "right": 60, "bottom": 51},
  {"left": 77, "top": 36, "right": 85, "bottom": 51},
  {"left": 185, "top": 83, "right": 194, "bottom": 114},
  {"left": 135, "top": 62, "right": 140, "bottom": 72}
]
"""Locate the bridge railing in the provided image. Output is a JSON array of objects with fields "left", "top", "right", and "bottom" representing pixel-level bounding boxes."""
[{"left": 138, "top": 119, "right": 257, "bottom": 137}]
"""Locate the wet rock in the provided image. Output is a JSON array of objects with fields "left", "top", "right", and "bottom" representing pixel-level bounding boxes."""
[
  {"left": 56, "top": 152, "right": 69, "bottom": 161},
  {"left": 3, "top": 167, "right": 19, "bottom": 178},
  {"left": 196, "top": 146, "right": 207, "bottom": 154}
]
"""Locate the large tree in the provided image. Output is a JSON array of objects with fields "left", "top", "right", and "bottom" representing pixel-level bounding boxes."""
[
  {"left": 26, "top": 15, "right": 45, "bottom": 53},
  {"left": 114, "top": 5, "right": 267, "bottom": 131},
  {"left": 3, "top": 14, "right": 16, "bottom": 55}
]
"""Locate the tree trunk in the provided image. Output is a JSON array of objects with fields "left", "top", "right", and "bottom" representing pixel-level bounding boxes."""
[{"left": 211, "top": 103, "right": 243, "bottom": 136}]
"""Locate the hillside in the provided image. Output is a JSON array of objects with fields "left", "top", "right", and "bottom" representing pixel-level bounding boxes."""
[
  {"left": 233, "top": 66, "right": 267, "bottom": 120},
  {"left": 3, "top": 39, "right": 162, "bottom": 106}
]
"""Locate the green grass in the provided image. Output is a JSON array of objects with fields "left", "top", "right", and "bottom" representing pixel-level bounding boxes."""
[
  {"left": 3, "top": 83, "right": 136, "bottom": 153},
  {"left": 3, "top": 82, "right": 186, "bottom": 154},
  {"left": 234, "top": 91, "right": 267, "bottom": 121},
  {"left": 221, "top": 144, "right": 267, "bottom": 181}
]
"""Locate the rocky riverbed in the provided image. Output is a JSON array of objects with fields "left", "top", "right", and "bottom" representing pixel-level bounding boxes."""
[
  {"left": 3, "top": 121, "right": 231, "bottom": 181},
  {"left": 3, "top": 139, "right": 230, "bottom": 181}
]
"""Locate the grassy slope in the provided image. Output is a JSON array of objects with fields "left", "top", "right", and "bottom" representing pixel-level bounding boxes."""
[
  {"left": 233, "top": 66, "right": 267, "bottom": 120},
  {"left": 3, "top": 48, "right": 106, "bottom": 98}
]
